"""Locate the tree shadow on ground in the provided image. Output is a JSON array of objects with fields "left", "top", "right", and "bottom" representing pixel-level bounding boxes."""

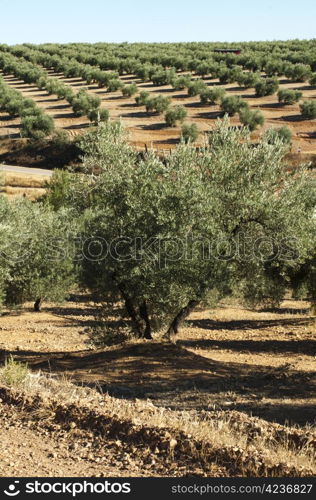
[
  {"left": 195, "top": 110, "right": 223, "bottom": 119},
  {"left": 178, "top": 338, "right": 316, "bottom": 356},
  {"left": 120, "top": 111, "right": 149, "bottom": 119},
  {"left": 259, "top": 102, "right": 284, "bottom": 109},
  {"left": 1, "top": 342, "right": 314, "bottom": 425},
  {"left": 186, "top": 315, "right": 313, "bottom": 332},
  {"left": 276, "top": 114, "right": 305, "bottom": 122},
  {"left": 139, "top": 123, "right": 167, "bottom": 131},
  {"left": 154, "top": 138, "right": 180, "bottom": 145}
]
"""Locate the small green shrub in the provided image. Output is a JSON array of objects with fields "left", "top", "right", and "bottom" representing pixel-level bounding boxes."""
[
  {"left": 0, "top": 356, "right": 29, "bottom": 388},
  {"left": 88, "top": 108, "right": 109, "bottom": 124},
  {"left": 145, "top": 95, "right": 171, "bottom": 114},
  {"left": 187, "top": 80, "right": 207, "bottom": 97},
  {"left": 239, "top": 108, "right": 264, "bottom": 131},
  {"left": 199, "top": 87, "right": 225, "bottom": 105},
  {"left": 309, "top": 73, "right": 316, "bottom": 86},
  {"left": 278, "top": 89, "right": 302, "bottom": 105},
  {"left": 121, "top": 83, "right": 138, "bottom": 97},
  {"left": 171, "top": 75, "right": 191, "bottom": 90},
  {"left": 255, "top": 77, "right": 279, "bottom": 97},
  {"left": 300, "top": 100, "right": 316, "bottom": 119},
  {"left": 181, "top": 123, "right": 198, "bottom": 143},
  {"left": 107, "top": 79, "right": 123, "bottom": 92},
  {"left": 265, "top": 126, "right": 292, "bottom": 145},
  {"left": 220, "top": 96, "right": 248, "bottom": 116},
  {"left": 135, "top": 91, "right": 150, "bottom": 106},
  {"left": 21, "top": 113, "right": 55, "bottom": 140},
  {"left": 165, "top": 105, "right": 187, "bottom": 127}
]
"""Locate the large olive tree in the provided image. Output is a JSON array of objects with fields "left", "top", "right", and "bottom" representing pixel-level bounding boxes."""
[{"left": 47, "top": 120, "right": 316, "bottom": 340}]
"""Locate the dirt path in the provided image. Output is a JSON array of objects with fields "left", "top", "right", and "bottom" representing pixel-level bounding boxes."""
[{"left": 0, "top": 164, "right": 53, "bottom": 176}]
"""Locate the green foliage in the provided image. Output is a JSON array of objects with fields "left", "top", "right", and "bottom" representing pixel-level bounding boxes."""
[
  {"left": 187, "top": 80, "right": 207, "bottom": 97},
  {"left": 107, "top": 78, "right": 123, "bottom": 92},
  {"left": 264, "top": 126, "right": 292, "bottom": 145},
  {"left": 236, "top": 72, "right": 261, "bottom": 88},
  {"left": 181, "top": 123, "right": 198, "bottom": 143},
  {"left": 285, "top": 63, "right": 311, "bottom": 82},
  {"left": 171, "top": 75, "right": 192, "bottom": 90},
  {"left": 87, "top": 108, "right": 109, "bottom": 125},
  {"left": 145, "top": 95, "right": 171, "bottom": 114},
  {"left": 135, "top": 91, "right": 150, "bottom": 106},
  {"left": 255, "top": 77, "right": 279, "bottom": 97},
  {"left": 0, "top": 356, "right": 29, "bottom": 388},
  {"left": 300, "top": 100, "right": 316, "bottom": 119},
  {"left": 199, "top": 87, "right": 225, "bottom": 105},
  {"left": 121, "top": 83, "right": 137, "bottom": 97},
  {"left": 71, "top": 89, "right": 101, "bottom": 116},
  {"left": 309, "top": 73, "right": 316, "bottom": 86},
  {"left": 220, "top": 96, "right": 248, "bottom": 116},
  {"left": 0, "top": 196, "right": 78, "bottom": 309},
  {"left": 165, "top": 105, "right": 187, "bottom": 127},
  {"left": 20, "top": 113, "right": 54, "bottom": 140},
  {"left": 151, "top": 68, "right": 176, "bottom": 86},
  {"left": 239, "top": 108, "right": 264, "bottom": 131},
  {"left": 277, "top": 89, "right": 302, "bottom": 105},
  {"left": 218, "top": 66, "right": 242, "bottom": 84},
  {"left": 53, "top": 119, "right": 316, "bottom": 340}
]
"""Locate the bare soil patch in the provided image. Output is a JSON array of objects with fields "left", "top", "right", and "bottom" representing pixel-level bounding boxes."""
[{"left": 0, "top": 297, "right": 314, "bottom": 427}]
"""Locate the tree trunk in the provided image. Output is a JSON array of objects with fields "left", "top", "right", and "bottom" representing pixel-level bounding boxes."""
[
  {"left": 139, "top": 300, "right": 152, "bottom": 339},
  {"left": 34, "top": 298, "right": 43, "bottom": 312},
  {"left": 164, "top": 299, "right": 200, "bottom": 340}
]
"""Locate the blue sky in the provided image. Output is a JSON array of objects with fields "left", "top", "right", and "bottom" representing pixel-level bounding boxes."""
[{"left": 1, "top": 0, "right": 315, "bottom": 44}]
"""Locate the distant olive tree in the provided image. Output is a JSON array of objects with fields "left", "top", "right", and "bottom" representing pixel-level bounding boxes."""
[
  {"left": 220, "top": 96, "right": 248, "bottom": 116},
  {"left": 239, "top": 108, "right": 264, "bottom": 131},
  {"left": 278, "top": 89, "right": 302, "bottom": 105},
  {"left": 165, "top": 105, "right": 187, "bottom": 127},
  {"left": 255, "top": 77, "right": 279, "bottom": 97},
  {"left": 121, "top": 83, "right": 138, "bottom": 97},
  {"left": 181, "top": 123, "right": 198, "bottom": 143},
  {"left": 300, "top": 100, "right": 316, "bottom": 119}
]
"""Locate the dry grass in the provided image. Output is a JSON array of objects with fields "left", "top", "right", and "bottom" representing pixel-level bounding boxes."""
[
  {"left": 3, "top": 366, "right": 314, "bottom": 475},
  {"left": 3, "top": 172, "right": 48, "bottom": 188},
  {"left": 0, "top": 172, "right": 47, "bottom": 199}
]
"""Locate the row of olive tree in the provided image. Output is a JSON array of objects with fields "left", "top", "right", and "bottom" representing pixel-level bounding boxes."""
[
  {"left": 0, "top": 76, "right": 54, "bottom": 139},
  {"left": 0, "top": 52, "right": 109, "bottom": 125}
]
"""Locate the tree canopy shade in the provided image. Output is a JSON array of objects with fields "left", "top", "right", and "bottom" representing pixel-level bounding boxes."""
[{"left": 46, "top": 119, "right": 316, "bottom": 341}]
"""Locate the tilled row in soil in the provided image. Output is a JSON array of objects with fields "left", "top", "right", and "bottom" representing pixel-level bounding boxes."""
[{"left": 0, "top": 386, "right": 314, "bottom": 477}]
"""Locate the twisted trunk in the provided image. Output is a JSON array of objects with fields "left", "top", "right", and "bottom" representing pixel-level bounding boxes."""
[
  {"left": 164, "top": 299, "right": 200, "bottom": 340},
  {"left": 34, "top": 298, "right": 43, "bottom": 312}
]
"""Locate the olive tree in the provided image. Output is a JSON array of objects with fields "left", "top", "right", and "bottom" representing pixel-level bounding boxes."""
[
  {"left": 0, "top": 198, "right": 77, "bottom": 311},
  {"left": 165, "top": 105, "right": 187, "bottom": 127},
  {"left": 278, "top": 89, "right": 302, "bottom": 105},
  {"left": 255, "top": 77, "right": 279, "bottom": 97},
  {"left": 181, "top": 123, "right": 198, "bottom": 143},
  {"left": 239, "top": 108, "right": 264, "bottom": 131},
  {"left": 220, "top": 96, "right": 248, "bottom": 116},
  {"left": 199, "top": 87, "right": 225, "bottom": 105},
  {"left": 50, "top": 120, "right": 316, "bottom": 341},
  {"left": 300, "top": 100, "right": 316, "bottom": 119}
]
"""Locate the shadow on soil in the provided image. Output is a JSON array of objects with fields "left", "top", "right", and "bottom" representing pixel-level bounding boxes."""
[{"left": 1, "top": 340, "right": 314, "bottom": 426}]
